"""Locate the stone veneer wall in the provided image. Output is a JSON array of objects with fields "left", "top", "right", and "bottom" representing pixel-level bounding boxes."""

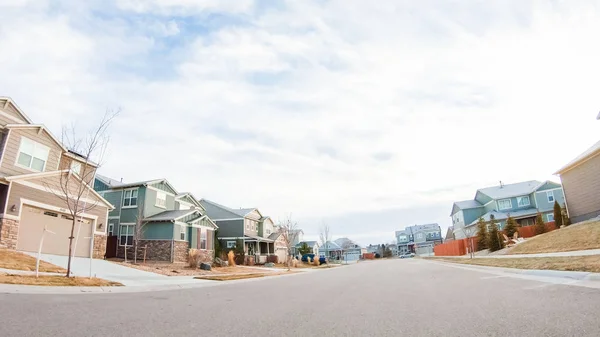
[
  {"left": 173, "top": 241, "right": 189, "bottom": 263},
  {"left": 93, "top": 235, "right": 106, "bottom": 259},
  {"left": 117, "top": 240, "right": 175, "bottom": 262},
  {"left": 0, "top": 218, "right": 18, "bottom": 249}
]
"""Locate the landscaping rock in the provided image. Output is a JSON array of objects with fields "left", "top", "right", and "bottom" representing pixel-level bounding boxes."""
[
  {"left": 264, "top": 262, "right": 275, "bottom": 268},
  {"left": 200, "top": 263, "right": 211, "bottom": 271}
]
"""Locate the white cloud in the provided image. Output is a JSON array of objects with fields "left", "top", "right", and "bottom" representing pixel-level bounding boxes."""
[{"left": 1, "top": 0, "right": 599, "bottom": 243}]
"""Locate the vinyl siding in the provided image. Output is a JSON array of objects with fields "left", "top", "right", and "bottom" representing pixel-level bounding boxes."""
[
  {"left": 496, "top": 195, "right": 535, "bottom": 213},
  {"left": 143, "top": 222, "right": 174, "bottom": 240},
  {"left": 7, "top": 179, "right": 108, "bottom": 232},
  {"left": 144, "top": 187, "right": 175, "bottom": 218},
  {"left": 148, "top": 181, "right": 177, "bottom": 194},
  {"left": 103, "top": 191, "right": 123, "bottom": 217},
  {"left": 474, "top": 191, "right": 492, "bottom": 205},
  {"left": 463, "top": 208, "right": 485, "bottom": 225},
  {"left": 214, "top": 219, "right": 244, "bottom": 238},
  {"left": 1, "top": 128, "right": 61, "bottom": 175},
  {"left": 0, "top": 101, "right": 28, "bottom": 125},
  {"left": 534, "top": 189, "right": 565, "bottom": 212},
  {"left": 560, "top": 153, "right": 600, "bottom": 222},
  {"left": 58, "top": 156, "right": 96, "bottom": 186},
  {"left": 536, "top": 181, "right": 562, "bottom": 192},
  {"left": 119, "top": 187, "right": 145, "bottom": 223},
  {"left": 94, "top": 179, "right": 111, "bottom": 192}
]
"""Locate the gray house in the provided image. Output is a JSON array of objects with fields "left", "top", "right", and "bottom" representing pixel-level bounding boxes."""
[
  {"left": 199, "top": 199, "right": 278, "bottom": 263},
  {"left": 450, "top": 180, "right": 565, "bottom": 239},
  {"left": 396, "top": 224, "right": 442, "bottom": 256},
  {"left": 555, "top": 140, "right": 600, "bottom": 223}
]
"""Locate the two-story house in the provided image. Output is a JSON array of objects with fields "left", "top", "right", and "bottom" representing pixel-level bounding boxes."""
[
  {"left": 199, "top": 199, "right": 277, "bottom": 264},
  {"left": 334, "top": 237, "right": 363, "bottom": 260},
  {"left": 0, "top": 97, "right": 113, "bottom": 259},
  {"left": 94, "top": 175, "right": 217, "bottom": 263},
  {"left": 450, "top": 180, "right": 565, "bottom": 239},
  {"left": 396, "top": 224, "right": 443, "bottom": 256}
]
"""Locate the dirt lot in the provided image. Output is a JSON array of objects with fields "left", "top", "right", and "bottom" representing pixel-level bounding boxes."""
[
  {"left": 0, "top": 273, "right": 122, "bottom": 286},
  {"left": 0, "top": 249, "right": 65, "bottom": 273},
  {"left": 430, "top": 255, "right": 600, "bottom": 273},
  {"left": 507, "top": 220, "right": 600, "bottom": 255}
]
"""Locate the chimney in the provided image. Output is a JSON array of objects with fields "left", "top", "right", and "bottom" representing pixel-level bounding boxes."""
[{"left": 499, "top": 180, "right": 504, "bottom": 188}]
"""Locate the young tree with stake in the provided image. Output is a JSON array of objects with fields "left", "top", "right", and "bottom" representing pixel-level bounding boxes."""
[
  {"left": 278, "top": 214, "right": 300, "bottom": 271},
  {"left": 319, "top": 223, "right": 331, "bottom": 262}
]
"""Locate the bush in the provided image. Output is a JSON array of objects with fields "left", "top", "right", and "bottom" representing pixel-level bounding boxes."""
[
  {"left": 487, "top": 215, "right": 504, "bottom": 252},
  {"left": 374, "top": 253, "right": 381, "bottom": 258},
  {"left": 504, "top": 216, "right": 518, "bottom": 238},
  {"left": 534, "top": 212, "right": 546, "bottom": 235},
  {"left": 188, "top": 249, "right": 201, "bottom": 268},
  {"left": 553, "top": 201, "right": 563, "bottom": 228},
  {"left": 476, "top": 217, "right": 489, "bottom": 251}
]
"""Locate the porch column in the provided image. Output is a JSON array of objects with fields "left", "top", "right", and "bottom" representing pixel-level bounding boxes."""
[
  {"left": 257, "top": 241, "right": 261, "bottom": 255},
  {"left": 267, "top": 242, "right": 270, "bottom": 255}
]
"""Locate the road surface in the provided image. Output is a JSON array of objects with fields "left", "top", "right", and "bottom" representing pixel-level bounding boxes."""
[{"left": 2, "top": 259, "right": 600, "bottom": 337}]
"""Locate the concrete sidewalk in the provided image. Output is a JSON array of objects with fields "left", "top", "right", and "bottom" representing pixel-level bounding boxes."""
[{"left": 460, "top": 248, "right": 600, "bottom": 259}]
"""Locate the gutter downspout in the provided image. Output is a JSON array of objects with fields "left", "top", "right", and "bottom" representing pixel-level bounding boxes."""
[{"left": 171, "top": 220, "right": 175, "bottom": 263}]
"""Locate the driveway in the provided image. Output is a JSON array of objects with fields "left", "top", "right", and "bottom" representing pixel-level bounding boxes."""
[
  {"left": 3, "top": 259, "right": 600, "bottom": 336},
  {"left": 22, "top": 253, "right": 205, "bottom": 286}
]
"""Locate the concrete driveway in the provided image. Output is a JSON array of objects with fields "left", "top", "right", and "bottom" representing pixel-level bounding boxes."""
[{"left": 23, "top": 253, "right": 205, "bottom": 286}]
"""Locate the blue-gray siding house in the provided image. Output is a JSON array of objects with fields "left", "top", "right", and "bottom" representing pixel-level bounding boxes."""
[
  {"left": 396, "top": 224, "right": 442, "bottom": 256},
  {"left": 451, "top": 180, "right": 565, "bottom": 239}
]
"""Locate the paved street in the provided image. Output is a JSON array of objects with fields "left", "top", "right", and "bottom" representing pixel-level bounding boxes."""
[{"left": 2, "top": 259, "right": 600, "bottom": 337}]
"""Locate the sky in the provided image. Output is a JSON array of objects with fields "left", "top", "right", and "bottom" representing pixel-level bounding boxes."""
[{"left": 1, "top": 0, "right": 599, "bottom": 246}]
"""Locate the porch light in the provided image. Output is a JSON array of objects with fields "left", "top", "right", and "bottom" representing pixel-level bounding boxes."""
[{"left": 10, "top": 205, "right": 16, "bottom": 212}]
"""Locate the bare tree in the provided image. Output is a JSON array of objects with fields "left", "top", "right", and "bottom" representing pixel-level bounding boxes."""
[
  {"left": 319, "top": 223, "right": 331, "bottom": 262},
  {"left": 278, "top": 214, "right": 300, "bottom": 271},
  {"left": 44, "top": 110, "right": 118, "bottom": 277},
  {"left": 133, "top": 200, "right": 149, "bottom": 264}
]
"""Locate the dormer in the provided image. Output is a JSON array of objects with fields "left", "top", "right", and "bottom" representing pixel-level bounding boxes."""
[{"left": 58, "top": 150, "right": 98, "bottom": 186}]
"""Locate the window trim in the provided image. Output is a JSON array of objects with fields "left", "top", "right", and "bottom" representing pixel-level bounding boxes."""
[
  {"left": 14, "top": 136, "right": 50, "bottom": 172},
  {"left": 118, "top": 223, "right": 135, "bottom": 247},
  {"left": 122, "top": 188, "right": 139, "bottom": 208},
  {"left": 516, "top": 196, "right": 531, "bottom": 208},
  {"left": 547, "top": 213, "right": 555, "bottom": 222},
  {"left": 227, "top": 241, "right": 236, "bottom": 248},
  {"left": 108, "top": 223, "right": 114, "bottom": 236},
  {"left": 155, "top": 191, "right": 167, "bottom": 209},
  {"left": 70, "top": 161, "right": 82, "bottom": 175},
  {"left": 179, "top": 225, "right": 187, "bottom": 241},
  {"left": 498, "top": 199, "right": 512, "bottom": 210},
  {"left": 200, "top": 228, "right": 207, "bottom": 250},
  {"left": 546, "top": 191, "right": 555, "bottom": 203}
]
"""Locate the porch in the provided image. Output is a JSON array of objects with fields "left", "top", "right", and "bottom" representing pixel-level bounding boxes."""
[{"left": 244, "top": 235, "right": 276, "bottom": 264}]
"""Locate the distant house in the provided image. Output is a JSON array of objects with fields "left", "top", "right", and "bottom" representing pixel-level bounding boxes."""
[
  {"left": 396, "top": 224, "right": 442, "bottom": 256},
  {"left": 366, "top": 244, "right": 380, "bottom": 254},
  {"left": 334, "top": 237, "right": 362, "bottom": 261},
  {"left": 450, "top": 180, "right": 565, "bottom": 239},
  {"left": 444, "top": 226, "right": 455, "bottom": 242},
  {"left": 319, "top": 241, "right": 343, "bottom": 259},
  {"left": 295, "top": 240, "right": 319, "bottom": 255},
  {"left": 555, "top": 140, "right": 600, "bottom": 223}
]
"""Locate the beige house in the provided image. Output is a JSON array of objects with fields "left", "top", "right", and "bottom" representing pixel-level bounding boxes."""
[
  {"left": 555, "top": 139, "right": 600, "bottom": 223},
  {"left": 0, "top": 97, "right": 113, "bottom": 258}
]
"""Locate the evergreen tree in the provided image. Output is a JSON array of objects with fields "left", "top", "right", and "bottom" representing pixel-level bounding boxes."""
[
  {"left": 298, "top": 242, "right": 312, "bottom": 255},
  {"left": 534, "top": 212, "right": 547, "bottom": 235},
  {"left": 553, "top": 201, "right": 563, "bottom": 228},
  {"left": 475, "top": 217, "right": 488, "bottom": 251},
  {"left": 562, "top": 204, "right": 571, "bottom": 227},
  {"left": 487, "top": 215, "right": 504, "bottom": 252},
  {"left": 504, "top": 215, "right": 518, "bottom": 238}
]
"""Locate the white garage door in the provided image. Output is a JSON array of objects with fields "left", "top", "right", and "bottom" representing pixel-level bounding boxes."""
[{"left": 17, "top": 205, "right": 93, "bottom": 257}]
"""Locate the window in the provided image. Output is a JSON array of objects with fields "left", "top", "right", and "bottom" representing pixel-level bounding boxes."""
[
  {"left": 108, "top": 223, "right": 114, "bottom": 236},
  {"left": 70, "top": 161, "right": 81, "bottom": 174},
  {"left": 516, "top": 196, "right": 530, "bottom": 207},
  {"left": 246, "top": 219, "right": 250, "bottom": 230},
  {"left": 123, "top": 189, "right": 138, "bottom": 207},
  {"left": 498, "top": 199, "right": 512, "bottom": 210},
  {"left": 547, "top": 191, "right": 555, "bottom": 203},
  {"left": 251, "top": 221, "right": 255, "bottom": 231},
  {"left": 119, "top": 224, "right": 134, "bottom": 246},
  {"left": 43, "top": 211, "right": 58, "bottom": 217},
  {"left": 200, "top": 229, "right": 207, "bottom": 250},
  {"left": 547, "top": 214, "right": 555, "bottom": 222},
  {"left": 179, "top": 202, "right": 191, "bottom": 210},
  {"left": 16, "top": 137, "right": 50, "bottom": 172},
  {"left": 180, "top": 225, "right": 187, "bottom": 241},
  {"left": 155, "top": 192, "right": 166, "bottom": 208},
  {"left": 227, "top": 241, "right": 236, "bottom": 248}
]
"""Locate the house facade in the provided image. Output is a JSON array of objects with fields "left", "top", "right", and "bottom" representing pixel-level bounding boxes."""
[
  {"left": 555, "top": 140, "right": 600, "bottom": 223},
  {"left": 334, "top": 237, "right": 362, "bottom": 260},
  {"left": 295, "top": 240, "right": 320, "bottom": 255},
  {"left": 94, "top": 176, "right": 217, "bottom": 263},
  {"left": 0, "top": 97, "right": 113, "bottom": 259},
  {"left": 450, "top": 180, "right": 565, "bottom": 239},
  {"left": 396, "top": 224, "right": 442, "bottom": 256},
  {"left": 200, "top": 199, "right": 278, "bottom": 264}
]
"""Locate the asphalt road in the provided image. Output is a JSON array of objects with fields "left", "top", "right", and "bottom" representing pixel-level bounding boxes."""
[{"left": 2, "top": 259, "right": 600, "bottom": 337}]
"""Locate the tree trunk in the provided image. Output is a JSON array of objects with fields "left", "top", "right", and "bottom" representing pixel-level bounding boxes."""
[
  {"left": 66, "top": 220, "right": 76, "bottom": 277},
  {"left": 134, "top": 239, "right": 138, "bottom": 264}
]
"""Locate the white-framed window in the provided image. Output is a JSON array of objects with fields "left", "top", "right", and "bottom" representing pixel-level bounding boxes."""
[
  {"left": 179, "top": 202, "right": 191, "bottom": 210},
  {"left": 123, "top": 189, "right": 138, "bottom": 207},
  {"left": 200, "top": 229, "right": 207, "bottom": 250},
  {"left": 416, "top": 233, "right": 424, "bottom": 240},
  {"left": 251, "top": 221, "right": 255, "bottom": 231},
  {"left": 119, "top": 224, "right": 134, "bottom": 246},
  {"left": 155, "top": 192, "right": 166, "bottom": 208},
  {"left": 108, "top": 223, "right": 114, "bottom": 236},
  {"left": 227, "top": 241, "right": 236, "bottom": 248},
  {"left": 547, "top": 191, "right": 555, "bottom": 203},
  {"left": 547, "top": 213, "right": 555, "bottom": 222},
  {"left": 498, "top": 199, "right": 512, "bottom": 210},
  {"left": 16, "top": 137, "right": 50, "bottom": 172},
  {"left": 246, "top": 219, "right": 250, "bottom": 230},
  {"left": 180, "top": 225, "right": 187, "bottom": 241},
  {"left": 516, "top": 196, "right": 530, "bottom": 207},
  {"left": 70, "top": 161, "right": 82, "bottom": 174}
]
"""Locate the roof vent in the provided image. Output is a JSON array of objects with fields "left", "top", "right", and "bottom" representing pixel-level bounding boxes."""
[{"left": 499, "top": 180, "right": 504, "bottom": 188}]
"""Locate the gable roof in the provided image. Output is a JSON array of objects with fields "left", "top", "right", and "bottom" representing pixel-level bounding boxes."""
[
  {"left": 200, "top": 199, "right": 266, "bottom": 220},
  {"left": 451, "top": 200, "right": 483, "bottom": 216},
  {"left": 64, "top": 151, "right": 99, "bottom": 168},
  {"left": 477, "top": 180, "right": 542, "bottom": 200},
  {"left": 555, "top": 139, "right": 600, "bottom": 175},
  {"left": 319, "top": 241, "right": 342, "bottom": 251},
  {"left": 96, "top": 174, "right": 178, "bottom": 194},
  {"left": 5, "top": 124, "right": 68, "bottom": 153},
  {"left": 144, "top": 209, "right": 199, "bottom": 222},
  {"left": 175, "top": 192, "right": 204, "bottom": 210},
  {"left": 0, "top": 97, "right": 34, "bottom": 124}
]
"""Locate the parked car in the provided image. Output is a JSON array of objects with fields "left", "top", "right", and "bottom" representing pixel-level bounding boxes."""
[{"left": 400, "top": 253, "right": 415, "bottom": 259}]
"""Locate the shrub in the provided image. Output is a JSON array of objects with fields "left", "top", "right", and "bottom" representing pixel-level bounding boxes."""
[
  {"left": 487, "top": 215, "right": 504, "bottom": 252},
  {"left": 504, "top": 216, "right": 518, "bottom": 238},
  {"left": 476, "top": 217, "right": 489, "bottom": 251},
  {"left": 227, "top": 250, "right": 236, "bottom": 266},
  {"left": 188, "top": 249, "right": 201, "bottom": 268},
  {"left": 298, "top": 242, "right": 312, "bottom": 255},
  {"left": 553, "top": 201, "right": 563, "bottom": 228},
  {"left": 534, "top": 212, "right": 546, "bottom": 235},
  {"left": 314, "top": 256, "right": 320, "bottom": 266},
  {"left": 374, "top": 253, "right": 381, "bottom": 258}
]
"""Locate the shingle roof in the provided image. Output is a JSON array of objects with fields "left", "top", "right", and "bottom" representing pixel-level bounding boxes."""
[
  {"left": 268, "top": 232, "right": 282, "bottom": 240},
  {"left": 96, "top": 174, "right": 125, "bottom": 187},
  {"left": 454, "top": 200, "right": 483, "bottom": 210},
  {"left": 144, "top": 210, "right": 199, "bottom": 222},
  {"left": 96, "top": 174, "right": 176, "bottom": 192},
  {"left": 477, "top": 180, "right": 542, "bottom": 199},
  {"left": 318, "top": 241, "right": 342, "bottom": 251},
  {"left": 199, "top": 199, "right": 259, "bottom": 220},
  {"left": 555, "top": 139, "right": 600, "bottom": 174}
]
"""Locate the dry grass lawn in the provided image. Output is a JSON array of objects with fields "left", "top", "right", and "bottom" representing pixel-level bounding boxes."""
[
  {"left": 0, "top": 273, "right": 122, "bottom": 286},
  {"left": 0, "top": 249, "right": 65, "bottom": 273},
  {"left": 508, "top": 221, "right": 600, "bottom": 255},
  {"left": 109, "top": 259, "right": 268, "bottom": 276},
  {"left": 195, "top": 272, "right": 291, "bottom": 281},
  {"left": 431, "top": 256, "right": 600, "bottom": 273}
]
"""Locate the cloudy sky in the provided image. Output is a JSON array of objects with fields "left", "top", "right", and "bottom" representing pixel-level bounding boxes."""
[{"left": 1, "top": 0, "right": 599, "bottom": 245}]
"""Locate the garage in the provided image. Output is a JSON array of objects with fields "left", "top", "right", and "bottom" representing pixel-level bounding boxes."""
[{"left": 16, "top": 205, "right": 94, "bottom": 257}]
